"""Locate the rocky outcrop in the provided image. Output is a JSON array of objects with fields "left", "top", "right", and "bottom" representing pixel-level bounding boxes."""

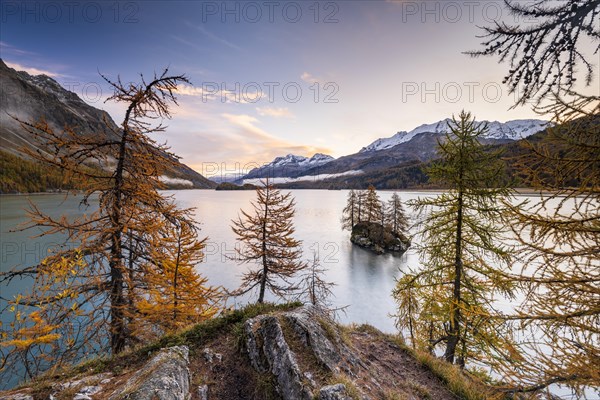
[
  {"left": 108, "top": 346, "right": 190, "bottom": 400},
  {"left": 245, "top": 313, "right": 314, "bottom": 400},
  {"left": 319, "top": 384, "right": 352, "bottom": 400},
  {"left": 350, "top": 222, "right": 410, "bottom": 255},
  {"left": 244, "top": 306, "right": 365, "bottom": 400},
  {"left": 0, "top": 305, "right": 466, "bottom": 400}
]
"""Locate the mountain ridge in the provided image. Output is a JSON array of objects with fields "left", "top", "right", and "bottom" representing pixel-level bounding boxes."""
[
  {"left": 241, "top": 152, "right": 335, "bottom": 181},
  {"left": 240, "top": 118, "right": 551, "bottom": 187},
  {"left": 360, "top": 118, "right": 550, "bottom": 153},
  {"left": 0, "top": 59, "right": 216, "bottom": 191}
]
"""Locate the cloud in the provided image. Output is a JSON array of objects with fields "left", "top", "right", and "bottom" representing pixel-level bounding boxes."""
[
  {"left": 301, "top": 72, "right": 320, "bottom": 84},
  {"left": 171, "top": 35, "right": 205, "bottom": 52},
  {"left": 174, "top": 84, "right": 262, "bottom": 104},
  {"left": 186, "top": 22, "right": 240, "bottom": 50},
  {"left": 4, "top": 60, "right": 65, "bottom": 78},
  {"left": 218, "top": 113, "right": 332, "bottom": 164},
  {"left": 160, "top": 176, "right": 194, "bottom": 186},
  {"left": 256, "top": 107, "right": 295, "bottom": 118},
  {"left": 0, "top": 42, "right": 37, "bottom": 56}
]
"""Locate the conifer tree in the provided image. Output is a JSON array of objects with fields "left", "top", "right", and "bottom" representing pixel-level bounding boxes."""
[
  {"left": 379, "top": 200, "right": 388, "bottom": 240},
  {"left": 386, "top": 192, "right": 409, "bottom": 234},
  {"left": 394, "top": 111, "right": 517, "bottom": 368},
  {"left": 363, "top": 185, "right": 382, "bottom": 223},
  {"left": 297, "top": 254, "right": 337, "bottom": 317},
  {"left": 231, "top": 180, "right": 306, "bottom": 303},
  {"left": 341, "top": 189, "right": 359, "bottom": 231},
  {"left": 0, "top": 69, "right": 218, "bottom": 382},
  {"left": 356, "top": 189, "right": 366, "bottom": 223},
  {"left": 136, "top": 220, "right": 220, "bottom": 335},
  {"left": 471, "top": 0, "right": 600, "bottom": 393}
]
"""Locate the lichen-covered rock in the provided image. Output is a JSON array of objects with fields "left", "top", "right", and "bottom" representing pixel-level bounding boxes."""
[
  {"left": 319, "top": 384, "right": 352, "bottom": 400},
  {"left": 245, "top": 315, "right": 313, "bottom": 400},
  {"left": 283, "top": 307, "right": 342, "bottom": 372},
  {"left": 245, "top": 306, "right": 368, "bottom": 400},
  {"left": 198, "top": 385, "right": 208, "bottom": 400},
  {"left": 350, "top": 222, "right": 410, "bottom": 255},
  {"left": 108, "top": 346, "right": 190, "bottom": 400},
  {"left": 72, "top": 385, "right": 102, "bottom": 400}
]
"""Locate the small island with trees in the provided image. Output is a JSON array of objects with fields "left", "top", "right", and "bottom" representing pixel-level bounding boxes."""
[{"left": 342, "top": 186, "right": 411, "bottom": 254}]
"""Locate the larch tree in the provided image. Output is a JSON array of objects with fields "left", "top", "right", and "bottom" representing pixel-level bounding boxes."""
[
  {"left": 470, "top": 0, "right": 600, "bottom": 394},
  {"left": 394, "top": 111, "right": 518, "bottom": 369},
  {"left": 0, "top": 69, "right": 217, "bottom": 383},
  {"left": 356, "top": 189, "right": 366, "bottom": 223},
  {"left": 386, "top": 192, "right": 409, "bottom": 234},
  {"left": 231, "top": 180, "right": 306, "bottom": 303},
  {"left": 341, "top": 189, "right": 359, "bottom": 231},
  {"left": 363, "top": 185, "right": 382, "bottom": 223},
  {"left": 136, "top": 219, "right": 220, "bottom": 336},
  {"left": 296, "top": 254, "right": 338, "bottom": 318}
]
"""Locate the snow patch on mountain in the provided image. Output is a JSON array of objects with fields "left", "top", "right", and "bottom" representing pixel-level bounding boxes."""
[
  {"left": 269, "top": 153, "right": 335, "bottom": 167},
  {"left": 360, "top": 118, "right": 550, "bottom": 152}
]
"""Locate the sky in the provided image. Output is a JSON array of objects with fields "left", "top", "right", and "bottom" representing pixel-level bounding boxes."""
[{"left": 1, "top": 0, "right": 598, "bottom": 176}]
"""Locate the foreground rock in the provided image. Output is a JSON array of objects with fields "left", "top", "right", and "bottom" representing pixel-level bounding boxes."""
[
  {"left": 109, "top": 346, "right": 190, "bottom": 400},
  {"left": 350, "top": 222, "right": 410, "bottom": 254},
  {"left": 319, "top": 384, "right": 352, "bottom": 400},
  {"left": 245, "top": 306, "right": 368, "bottom": 400},
  {"left": 0, "top": 304, "right": 472, "bottom": 400}
]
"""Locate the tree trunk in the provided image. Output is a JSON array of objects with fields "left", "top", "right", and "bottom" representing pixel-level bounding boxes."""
[
  {"left": 445, "top": 131, "right": 465, "bottom": 364},
  {"left": 258, "top": 187, "right": 270, "bottom": 303},
  {"left": 173, "top": 231, "right": 182, "bottom": 321},
  {"left": 109, "top": 123, "right": 129, "bottom": 353}
]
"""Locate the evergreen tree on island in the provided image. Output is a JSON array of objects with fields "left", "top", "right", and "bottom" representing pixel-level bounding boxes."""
[
  {"left": 341, "top": 189, "right": 359, "bottom": 231},
  {"left": 363, "top": 185, "right": 382, "bottom": 223},
  {"left": 386, "top": 192, "right": 409, "bottom": 235}
]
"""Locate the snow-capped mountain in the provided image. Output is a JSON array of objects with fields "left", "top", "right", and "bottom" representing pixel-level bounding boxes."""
[
  {"left": 242, "top": 153, "right": 335, "bottom": 180},
  {"left": 270, "top": 153, "right": 334, "bottom": 167},
  {"left": 360, "top": 119, "right": 550, "bottom": 152}
]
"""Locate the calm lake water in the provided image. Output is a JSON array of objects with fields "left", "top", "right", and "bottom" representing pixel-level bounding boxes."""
[{"left": 0, "top": 189, "right": 435, "bottom": 334}]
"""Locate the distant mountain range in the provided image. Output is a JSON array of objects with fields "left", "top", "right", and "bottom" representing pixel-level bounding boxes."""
[
  {"left": 242, "top": 153, "right": 335, "bottom": 180},
  {"left": 360, "top": 119, "right": 549, "bottom": 152},
  {"left": 0, "top": 59, "right": 559, "bottom": 192},
  {"left": 0, "top": 59, "right": 216, "bottom": 192},
  {"left": 228, "top": 118, "right": 550, "bottom": 187}
]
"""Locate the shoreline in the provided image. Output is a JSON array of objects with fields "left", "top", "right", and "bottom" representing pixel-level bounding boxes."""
[{"left": 0, "top": 187, "right": 577, "bottom": 197}]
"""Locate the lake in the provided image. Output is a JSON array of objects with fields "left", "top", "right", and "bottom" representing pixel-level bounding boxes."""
[{"left": 1, "top": 189, "right": 434, "bottom": 335}]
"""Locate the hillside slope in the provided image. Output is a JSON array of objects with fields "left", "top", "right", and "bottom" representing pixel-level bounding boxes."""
[
  {"left": 1, "top": 304, "right": 500, "bottom": 400},
  {"left": 0, "top": 59, "right": 215, "bottom": 191}
]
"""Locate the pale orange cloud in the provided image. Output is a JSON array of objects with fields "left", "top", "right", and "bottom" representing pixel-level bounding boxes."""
[
  {"left": 4, "top": 61, "right": 64, "bottom": 78},
  {"left": 256, "top": 107, "right": 295, "bottom": 118}
]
